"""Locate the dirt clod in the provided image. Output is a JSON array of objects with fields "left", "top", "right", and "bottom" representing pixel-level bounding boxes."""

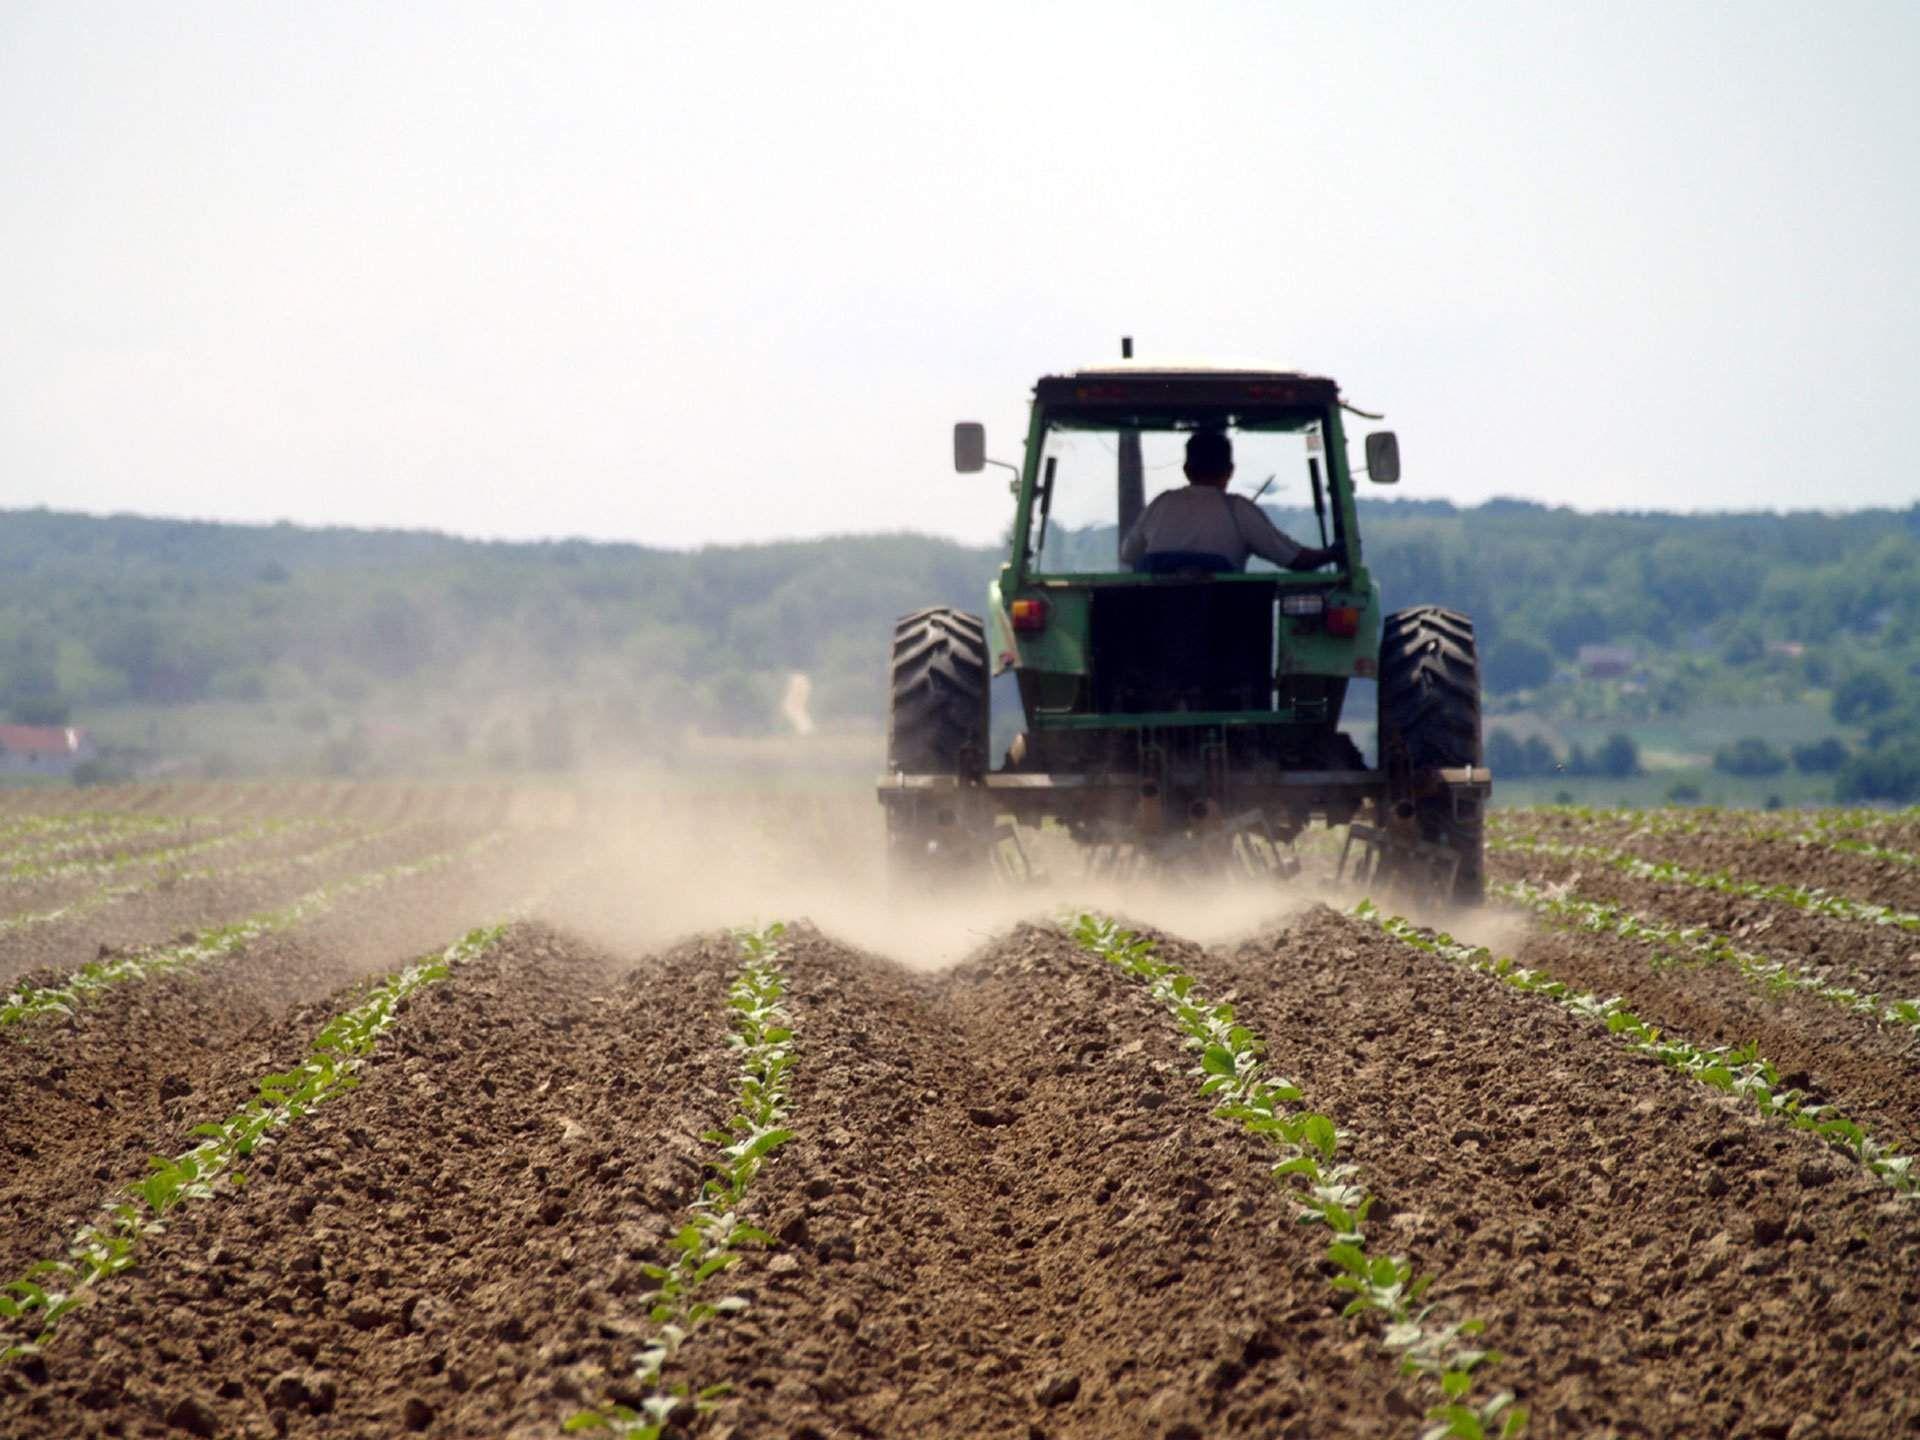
[
  {"left": 164, "top": 1394, "right": 217, "bottom": 1437},
  {"left": 1037, "top": 1373, "right": 1081, "bottom": 1406}
]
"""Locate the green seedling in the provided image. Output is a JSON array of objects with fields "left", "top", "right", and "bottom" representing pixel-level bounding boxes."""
[
  {"left": 0, "top": 819, "right": 415, "bottom": 939},
  {"left": 0, "top": 832, "right": 505, "bottom": 1029},
  {"left": 1357, "top": 902, "right": 1917, "bottom": 1195},
  {"left": 1496, "top": 878, "right": 1920, "bottom": 1039},
  {"left": 0, "top": 924, "right": 508, "bottom": 1362},
  {"left": 569, "top": 922, "right": 793, "bottom": 1440},
  {"left": 1072, "top": 914, "right": 1525, "bottom": 1435},
  {"left": 1488, "top": 833, "right": 1920, "bottom": 933}
]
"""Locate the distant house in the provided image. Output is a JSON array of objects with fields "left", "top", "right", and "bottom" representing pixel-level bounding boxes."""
[
  {"left": 0, "top": 726, "right": 97, "bottom": 776},
  {"left": 1576, "top": 644, "right": 1635, "bottom": 680}
]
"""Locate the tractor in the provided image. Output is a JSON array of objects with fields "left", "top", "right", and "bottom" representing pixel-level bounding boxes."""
[{"left": 878, "top": 353, "right": 1489, "bottom": 904}]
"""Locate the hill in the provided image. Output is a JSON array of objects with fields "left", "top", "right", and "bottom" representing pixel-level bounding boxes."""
[{"left": 4, "top": 502, "right": 1917, "bottom": 797}]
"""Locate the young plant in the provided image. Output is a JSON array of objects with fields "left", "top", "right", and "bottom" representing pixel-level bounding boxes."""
[
  {"left": 1495, "top": 877, "right": 1920, "bottom": 1038},
  {"left": 1488, "top": 834, "right": 1920, "bottom": 933},
  {"left": 568, "top": 922, "right": 795, "bottom": 1440},
  {"left": 0, "top": 832, "right": 505, "bottom": 1029},
  {"left": 1355, "top": 902, "right": 1917, "bottom": 1196},
  {"left": 1072, "top": 915, "right": 1527, "bottom": 1440},
  {"left": 0, "top": 924, "right": 509, "bottom": 1362}
]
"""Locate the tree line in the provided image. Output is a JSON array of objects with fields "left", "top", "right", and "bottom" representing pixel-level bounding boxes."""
[{"left": 2, "top": 501, "right": 1916, "bottom": 792}]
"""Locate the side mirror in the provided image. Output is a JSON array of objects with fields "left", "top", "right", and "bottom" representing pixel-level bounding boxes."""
[
  {"left": 1365, "top": 431, "right": 1400, "bottom": 485},
  {"left": 954, "top": 422, "right": 986, "bottom": 474}
]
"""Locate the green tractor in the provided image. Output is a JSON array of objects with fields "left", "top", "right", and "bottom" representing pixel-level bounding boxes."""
[{"left": 879, "top": 355, "right": 1489, "bottom": 904}]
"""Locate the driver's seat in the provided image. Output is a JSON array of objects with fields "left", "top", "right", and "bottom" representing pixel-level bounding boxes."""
[{"left": 1134, "top": 550, "right": 1236, "bottom": 576}]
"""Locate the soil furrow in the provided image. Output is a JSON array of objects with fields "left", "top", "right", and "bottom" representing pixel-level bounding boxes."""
[
  {"left": 0, "top": 926, "right": 734, "bottom": 1440},
  {"left": 695, "top": 926, "right": 1405, "bottom": 1439},
  {"left": 1488, "top": 847, "right": 1920, "bottom": 997},
  {"left": 1190, "top": 907, "right": 1920, "bottom": 1439},
  {"left": 1492, "top": 905, "right": 1920, "bottom": 1150},
  {"left": 1493, "top": 821, "right": 1920, "bottom": 917},
  {"left": 0, "top": 839, "right": 547, "bottom": 1284},
  {"left": 0, "top": 822, "right": 487, "bottom": 987}
]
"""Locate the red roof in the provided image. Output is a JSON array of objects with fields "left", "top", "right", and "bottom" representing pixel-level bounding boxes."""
[{"left": 0, "top": 726, "right": 87, "bottom": 755}]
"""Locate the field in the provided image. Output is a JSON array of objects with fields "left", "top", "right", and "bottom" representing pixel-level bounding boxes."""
[{"left": 0, "top": 786, "right": 1916, "bottom": 1439}]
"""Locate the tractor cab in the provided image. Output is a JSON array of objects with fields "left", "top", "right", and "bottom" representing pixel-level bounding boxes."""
[{"left": 959, "top": 365, "right": 1389, "bottom": 770}]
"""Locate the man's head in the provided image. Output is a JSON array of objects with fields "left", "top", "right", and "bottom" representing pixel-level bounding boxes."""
[{"left": 1184, "top": 430, "right": 1234, "bottom": 487}]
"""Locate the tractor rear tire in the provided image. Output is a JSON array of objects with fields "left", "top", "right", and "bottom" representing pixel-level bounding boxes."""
[
  {"left": 1377, "top": 605, "right": 1484, "bottom": 904},
  {"left": 886, "top": 607, "right": 990, "bottom": 888}
]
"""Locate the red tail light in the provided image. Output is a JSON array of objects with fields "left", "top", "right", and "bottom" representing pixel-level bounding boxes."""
[
  {"left": 1010, "top": 598, "right": 1049, "bottom": 633},
  {"left": 1325, "top": 605, "right": 1361, "bottom": 638}
]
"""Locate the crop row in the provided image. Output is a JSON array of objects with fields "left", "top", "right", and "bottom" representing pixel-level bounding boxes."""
[
  {"left": 0, "top": 832, "right": 505, "bottom": 1028},
  {"left": 1493, "top": 878, "right": 1920, "bottom": 1039},
  {"left": 0, "top": 812, "right": 188, "bottom": 851},
  {"left": 0, "top": 923, "right": 510, "bottom": 1362},
  {"left": 1487, "top": 832, "right": 1920, "bottom": 932},
  {"left": 570, "top": 923, "right": 794, "bottom": 1440},
  {"left": 0, "top": 816, "right": 340, "bottom": 886},
  {"left": 1072, "top": 914, "right": 1526, "bottom": 1440},
  {"left": 1489, "top": 806, "right": 1920, "bottom": 872},
  {"left": 0, "top": 820, "right": 417, "bottom": 939},
  {"left": 0, "top": 814, "right": 222, "bottom": 872},
  {"left": 1356, "top": 904, "right": 1916, "bottom": 1195}
]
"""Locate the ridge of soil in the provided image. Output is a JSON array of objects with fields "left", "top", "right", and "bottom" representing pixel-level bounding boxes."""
[
  {"left": 1503, "top": 919, "right": 1920, "bottom": 1152},
  {"left": 1496, "top": 817, "right": 1920, "bottom": 915},
  {"left": 693, "top": 925, "right": 1406, "bottom": 1440},
  {"left": 1489, "top": 848, "right": 1920, "bottom": 997},
  {"left": 0, "top": 821, "right": 487, "bottom": 987},
  {"left": 0, "top": 926, "right": 734, "bottom": 1440},
  {"left": 0, "top": 837, "right": 547, "bottom": 1283},
  {"left": 1195, "top": 907, "right": 1920, "bottom": 1438}
]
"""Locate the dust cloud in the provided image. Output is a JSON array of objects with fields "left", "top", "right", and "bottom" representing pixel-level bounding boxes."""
[
  {"left": 67, "top": 777, "right": 1489, "bottom": 974},
  {"left": 517, "top": 785, "right": 1347, "bottom": 970}
]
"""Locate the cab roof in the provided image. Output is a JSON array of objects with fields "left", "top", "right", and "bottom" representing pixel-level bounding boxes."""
[{"left": 1032, "top": 362, "right": 1341, "bottom": 425}]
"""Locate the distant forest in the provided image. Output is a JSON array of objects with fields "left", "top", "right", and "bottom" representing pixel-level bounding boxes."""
[{"left": 4, "top": 502, "right": 1919, "bottom": 794}]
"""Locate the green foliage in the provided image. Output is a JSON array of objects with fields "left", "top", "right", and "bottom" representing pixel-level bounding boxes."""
[
  {"left": 1791, "top": 737, "right": 1849, "bottom": 774},
  {"left": 0, "top": 925, "right": 508, "bottom": 1362},
  {"left": 1592, "top": 733, "right": 1640, "bottom": 778},
  {"left": 1832, "top": 667, "right": 1899, "bottom": 724},
  {"left": 570, "top": 922, "right": 791, "bottom": 1439},
  {"left": 1713, "top": 737, "right": 1788, "bottom": 777},
  {"left": 8, "top": 695, "right": 72, "bottom": 725},
  {"left": 1563, "top": 733, "right": 1639, "bottom": 778},
  {"left": 1484, "top": 729, "right": 1558, "bottom": 778},
  {"left": 1836, "top": 736, "right": 1920, "bottom": 803},
  {"left": 2, "top": 504, "right": 1916, "bottom": 760},
  {"left": 1482, "top": 636, "right": 1553, "bottom": 694},
  {"left": 1071, "top": 914, "right": 1523, "bottom": 1434}
]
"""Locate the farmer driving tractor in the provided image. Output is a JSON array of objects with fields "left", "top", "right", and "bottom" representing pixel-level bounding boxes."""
[{"left": 1120, "top": 430, "right": 1337, "bottom": 575}]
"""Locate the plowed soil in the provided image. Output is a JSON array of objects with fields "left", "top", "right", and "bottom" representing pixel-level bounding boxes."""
[
  {"left": 1496, "top": 811, "right": 1920, "bottom": 914},
  {"left": 2, "top": 793, "right": 1918, "bottom": 1440}
]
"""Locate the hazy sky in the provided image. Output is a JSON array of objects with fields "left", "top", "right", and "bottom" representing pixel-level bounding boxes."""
[{"left": 3, "top": 2, "right": 1916, "bottom": 548}]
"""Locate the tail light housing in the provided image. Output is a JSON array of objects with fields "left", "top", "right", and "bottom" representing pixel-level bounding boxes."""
[
  {"left": 1325, "top": 605, "right": 1361, "bottom": 638},
  {"left": 1010, "top": 598, "right": 1049, "bottom": 633}
]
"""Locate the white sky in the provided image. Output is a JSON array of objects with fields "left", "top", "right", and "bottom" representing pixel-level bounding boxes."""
[{"left": 2, "top": 2, "right": 1916, "bottom": 548}]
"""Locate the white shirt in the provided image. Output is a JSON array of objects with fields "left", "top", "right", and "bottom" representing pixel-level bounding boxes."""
[{"left": 1119, "top": 485, "right": 1305, "bottom": 570}]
